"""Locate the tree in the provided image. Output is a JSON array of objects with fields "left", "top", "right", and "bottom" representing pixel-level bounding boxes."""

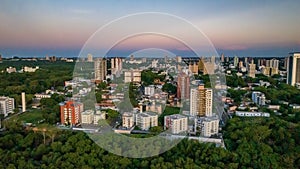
[{"left": 162, "top": 83, "right": 176, "bottom": 94}]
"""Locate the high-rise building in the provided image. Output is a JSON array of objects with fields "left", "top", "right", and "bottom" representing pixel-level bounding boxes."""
[
  {"left": 94, "top": 58, "right": 107, "bottom": 81},
  {"left": 87, "top": 54, "right": 93, "bottom": 62},
  {"left": 270, "top": 59, "right": 279, "bottom": 75},
  {"left": 189, "top": 88, "right": 199, "bottom": 116},
  {"left": 226, "top": 56, "right": 229, "bottom": 63},
  {"left": 136, "top": 112, "right": 158, "bottom": 130},
  {"left": 111, "top": 57, "right": 122, "bottom": 76},
  {"left": 60, "top": 101, "right": 84, "bottom": 125},
  {"left": 234, "top": 56, "right": 239, "bottom": 67},
  {"left": 21, "top": 92, "right": 26, "bottom": 112},
  {"left": 287, "top": 52, "right": 300, "bottom": 86},
  {"left": 248, "top": 60, "right": 256, "bottom": 78},
  {"left": 198, "top": 85, "right": 213, "bottom": 117},
  {"left": 122, "top": 112, "right": 135, "bottom": 128},
  {"left": 262, "top": 66, "right": 271, "bottom": 76},
  {"left": 221, "top": 53, "right": 224, "bottom": 63},
  {"left": 190, "top": 85, "right": 213, "bottom": 117},
  {"left": 164, "top": 114, "right": 188, "bottom": 134},
  {"left": 177, "top": 72, "right": 190, "bottom": 100},
  {"left": 0, "top": 96, "right": 15, "bottom": 117},
  {"left": 238, "top": 61, "right": 244, "bottom": 69}
]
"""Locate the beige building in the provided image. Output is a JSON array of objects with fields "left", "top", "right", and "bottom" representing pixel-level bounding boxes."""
[
  {"left": 94, "top": 111, "right": 106, "bottom": 125},
  {"left": 81, "top": 110, "right": 94, "bottom": 124},
  {"left": 201, "top": 117, "right": 219, "bottom": 137},
  {"left": 248, "top": 60, "right": 256, "bottom": 78},
  {"left": 136, "top": 112, "right": 158, "bottom": 130},
  {"left": 94, "top": 58, "right": 107, "bottom": 81},
  {"left": 124, "top": 70, "right": 141, "bottom": 83},
  {"left": 111, "top": 57, "right": 122, "bottom": 75},
  {"left": 122, "top": 112, "right": 135, "bottom": 128},
  {"left": 190, "top": 85, "right": 213, "bottom": 117},
  {"left": 164, "top": 114, "right": 188, "bottom": 134}
]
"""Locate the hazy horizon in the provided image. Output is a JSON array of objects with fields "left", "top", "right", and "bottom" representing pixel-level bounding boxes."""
[{"left": 1, "top": 0, "right": 299, "bottom": 58}]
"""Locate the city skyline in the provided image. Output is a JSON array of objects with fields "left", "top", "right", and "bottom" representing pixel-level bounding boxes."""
[{"left": 0, "top": 0, "right": 300, "bottom": 57}]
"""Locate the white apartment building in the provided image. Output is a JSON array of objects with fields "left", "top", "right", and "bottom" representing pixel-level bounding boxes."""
[
  {"left": 136, "top": 112, "right": 158, "bottom": 130},
  {"left": 194, "top": 116, "right": 219, "bottom": 137},
  {"left": 0, "top": 96, "right": 15, "bottom": 117},
  {"left": 164, "top": 114, "right": 188, "bottom": 134},
  {"left": 145, "top": 85, "right": 155, "bottom": 96},
  {"left": 190, "top": 88, "right": 199, "bottom": 116}
]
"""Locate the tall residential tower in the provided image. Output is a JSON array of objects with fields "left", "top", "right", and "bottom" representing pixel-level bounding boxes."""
[{"left": 287, "top": 52, "right": 300, "bottom": 86}]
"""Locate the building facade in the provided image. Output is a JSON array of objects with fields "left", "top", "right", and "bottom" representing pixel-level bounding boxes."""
[
  {"left": 0, "top": 96, "right": 15, "bottom": 117},
  {"left": 248, "top": 60, "right": 256, "bottom": 78},
  {"left": 164, "top": 114, "right": 188, "bottom": 134},
  {"left": 177, "top": 72, "right": 190, "bottom": 100},
  {"left": 190, "top": 85, "right": 213, "bottom": 117},
  {"left": 81, "top": 110, "right": 94, "bottom": 124},
  {"left": 94, "top": 58, "right": 107, "bottom": 81},
  {"left": 194, "top": 116, "right": 219, "bottom": 137},
  {"left": 145, "top": 85, "right": 155, "bottom": 96},
  {"left": 122, "top": 112, "right": 135, "bottom": 128},
  {"left": 287, "top": 52, "right": 300, "bottom": 86},
  {"left": 136, "top": 112, "right": 158, "bottom": 130},
  {"left": 124, "top": 70, "right": 141, "bottom": 83},
  {"left": 60, "top": 101, "right": 84, "bottom": 125}
]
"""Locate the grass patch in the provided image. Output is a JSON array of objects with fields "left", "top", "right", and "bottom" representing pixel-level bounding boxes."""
[{"left": 11, "top": 110, "right": 44, "bottom": 124}]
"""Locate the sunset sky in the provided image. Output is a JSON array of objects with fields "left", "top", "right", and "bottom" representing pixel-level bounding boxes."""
[{"left": 0, "top": 0, "right": 299, "bottom": 57}]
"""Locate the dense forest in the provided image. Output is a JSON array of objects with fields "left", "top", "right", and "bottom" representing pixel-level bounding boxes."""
[
  {"left": 0, "top": 115, "right": 299, "bottom": 168},
  {"left": 0, "top": 60, "right": 74, "bottom": 106}
]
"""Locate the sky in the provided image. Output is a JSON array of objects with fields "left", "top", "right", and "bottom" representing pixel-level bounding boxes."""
[{"left": 0, "top": 0, "right": 299, "bottom": 58}]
